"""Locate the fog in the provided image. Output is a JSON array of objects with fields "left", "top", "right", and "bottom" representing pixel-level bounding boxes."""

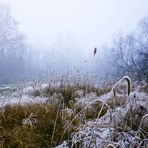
[
  {"left": 3, "top": 0, "right": 148, "bottom": 47},
  {"left": 0, "top": 0, "right": 148, "bottom": 83}
]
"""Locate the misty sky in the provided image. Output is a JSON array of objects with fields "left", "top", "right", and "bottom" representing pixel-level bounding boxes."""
[{"left": 1, "top": 0, "right": 148, "bottom": 52}]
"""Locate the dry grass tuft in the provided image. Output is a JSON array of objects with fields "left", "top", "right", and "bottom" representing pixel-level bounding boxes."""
[{"left": 0, "top": 104, "right": 76, "bottom": 147}]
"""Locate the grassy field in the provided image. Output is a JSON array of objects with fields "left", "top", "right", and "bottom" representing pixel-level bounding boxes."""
[{"left": 0, "top": 77, "right": 147, "bottom": 147}]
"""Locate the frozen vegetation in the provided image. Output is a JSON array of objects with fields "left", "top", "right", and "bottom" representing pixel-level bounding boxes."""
[{"left": 0, "top": 76, "right": 147, "bottom": 147}]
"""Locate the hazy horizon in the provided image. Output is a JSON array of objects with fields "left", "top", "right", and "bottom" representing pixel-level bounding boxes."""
[{"left": 0, "top": 0, "right": 148, "bottom": 84}]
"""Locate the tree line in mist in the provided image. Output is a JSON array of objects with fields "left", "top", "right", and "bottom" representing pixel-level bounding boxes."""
[
  {"left": 99, "top": 16, "right": 148, "bottom": 82},
  {"left": 0, "top": 4, "right": 147, "bottom": 84}
]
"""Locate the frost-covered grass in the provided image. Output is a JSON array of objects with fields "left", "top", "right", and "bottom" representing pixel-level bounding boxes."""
[
  {"left": 0, "top": 77, "right": 147, "bottom": 147},
  {"left": 0, "top": 79, "right": 111, "bottom": 147}
]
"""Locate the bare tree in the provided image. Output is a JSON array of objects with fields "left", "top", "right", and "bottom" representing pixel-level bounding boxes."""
[
  {"left": 110, "top": 16, "right": 148, "bottom": 81},
  {"left": 0, "top": 4, "right": 27, "bottom": 83}
]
